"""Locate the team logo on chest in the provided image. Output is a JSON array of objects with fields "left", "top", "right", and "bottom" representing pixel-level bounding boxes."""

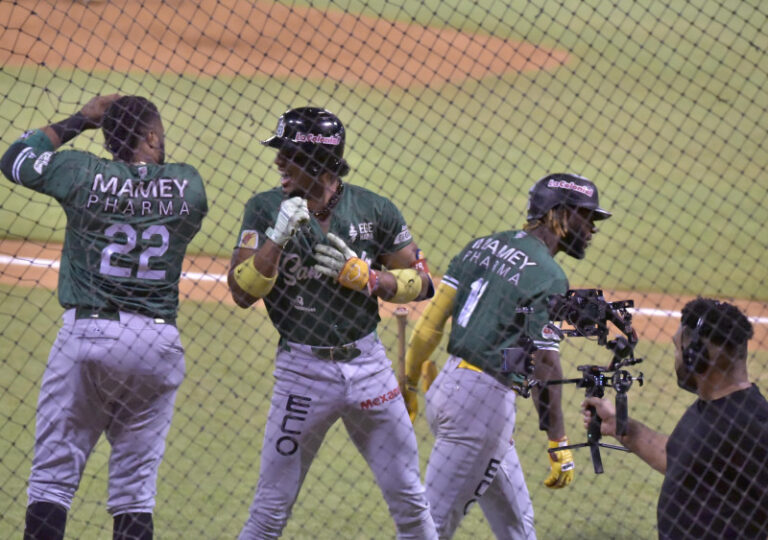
[{"left": 348, "top": 222, "right": 373, "bottom": 241}]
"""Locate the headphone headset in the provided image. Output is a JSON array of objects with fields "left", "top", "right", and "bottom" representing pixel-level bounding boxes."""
[{"left": 682, "top": 316, "right": 710, "bottom": 373}]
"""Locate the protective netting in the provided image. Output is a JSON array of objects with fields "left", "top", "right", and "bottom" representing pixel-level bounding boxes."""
[{"left": 1, "top": 0, "right": 767, "bottom": 538}]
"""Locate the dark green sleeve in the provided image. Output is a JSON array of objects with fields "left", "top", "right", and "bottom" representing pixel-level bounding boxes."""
[
  {"left": 0, "top": 129, "right": 79, "bottom": 201},
  {"left": 235, "top": 194, "right": 275, "bottom": 250},
  {"left": 376, "top": 197, "right": 412, "bottom": 254},
  {"left": 526, "top": 273, "right": 568, "bottom": 349}
]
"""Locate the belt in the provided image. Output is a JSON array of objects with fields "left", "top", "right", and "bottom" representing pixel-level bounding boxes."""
[
  {"left": 458, "top": 359, "right": 516, "bottom": 389},
  {"left": 74, "top": 307, "right": 175, "bottom": 326},
  {"left": 310, "top": 345, "right": 362, "bottom": 362}
]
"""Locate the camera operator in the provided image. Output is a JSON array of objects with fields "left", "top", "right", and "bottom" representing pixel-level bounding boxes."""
[
  {"left": 582, "top": 298, "right": 768, "bottom": 539},
  {"left": 404, "top": 173, "right": 611, "bottom": 539}
]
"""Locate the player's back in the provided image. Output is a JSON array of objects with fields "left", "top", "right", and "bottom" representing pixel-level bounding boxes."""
[
  {"left": 1, "top": 136, "right": 208, "bottom": 319},
  {"left": 55, "top": 152, "right": 208, "bottom": 319},
  {"left": 444, "top": 230, "right": 567, "bottom": 369}
]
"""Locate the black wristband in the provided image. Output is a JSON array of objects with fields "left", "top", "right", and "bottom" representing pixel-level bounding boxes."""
[{"left": 49, "top": 112, "right": 94, "bottom": 144}]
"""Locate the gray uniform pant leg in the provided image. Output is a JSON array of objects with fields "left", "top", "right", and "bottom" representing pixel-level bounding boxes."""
[
  {"left": 424, "top": 356, "right": 517, "bottom": 539},
  {"left": 341, "top": 340, "right": 436, "bottom": 540},
  {"left": 240, "top": 337, "right": 436, "bottom": 540},
  {"left": 478, "top": 441, "right": 537, "bottom": 540},
  {"left": 28, "top": 311, "right": 185, "bottom": 515}
]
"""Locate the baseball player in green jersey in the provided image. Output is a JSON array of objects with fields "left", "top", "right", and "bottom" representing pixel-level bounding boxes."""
[
  {"left": 404, "top": 174, "right": 611, "bottom": 539},
  {"left": 228, "top": 107, "right": 438, "bottom": 539},
  {"left": 1, "top": 95, "right": 207, "bottom": 540}
]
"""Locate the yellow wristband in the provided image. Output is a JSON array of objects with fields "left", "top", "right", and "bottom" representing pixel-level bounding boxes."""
[
  {"left": 233, "top": 257, "right": 277, "bottom": 298},
  {"left": 389, "top": 268, "right": 422, "bottom": 303}
]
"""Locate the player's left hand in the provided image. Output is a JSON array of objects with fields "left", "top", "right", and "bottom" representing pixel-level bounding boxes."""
[
  {"left": 314, "top": 233, "right": 371, "bottom": 291},
  {"left": 80, "top": 94, "right": 122, "bottom": 126},
  {"left": 544, "top": 436, "right": 575, "bottom": 488}
]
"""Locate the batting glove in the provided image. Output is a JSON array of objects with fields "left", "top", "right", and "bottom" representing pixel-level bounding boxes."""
[
  {"left": 544, "top": 436, "right": 575, "bottom": 488},
  {"left": 314, "top": 233, "right": 374, "bottom": 291},
  {"left": 266, "top": 197, "right": 310, "bottom": 247}
]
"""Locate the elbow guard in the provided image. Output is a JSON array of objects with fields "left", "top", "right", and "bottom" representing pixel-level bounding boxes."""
[
  {"left": 233, "top": 257, "right": 277, "bottom": 298},
  {"left": 389, "top": 268, "right": 423, "bottom": 303}
]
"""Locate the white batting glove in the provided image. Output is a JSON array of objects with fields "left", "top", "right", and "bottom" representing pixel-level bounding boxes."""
[
  {"left": 314, "top": 233, "right": 372, "bottom": 291},
  {"left": 266, "top": 197, "right": 310, "bottom": 247}
]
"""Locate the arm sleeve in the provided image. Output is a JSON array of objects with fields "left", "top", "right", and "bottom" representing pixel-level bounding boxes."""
[
  {"left": 376, "top": 198, "right": 413, "bottom": 254},
  {"left": 404, "top": 279, "right": 457, "bottom": 386},
  {"left": 235, "top": 195, "right": 273, "bottom": 250},
  {"left": 1, "top": 130, "right": 75, "bottom": 201},
  {"left": 527, "top": 275, "right": 569, "bottom": 351}
]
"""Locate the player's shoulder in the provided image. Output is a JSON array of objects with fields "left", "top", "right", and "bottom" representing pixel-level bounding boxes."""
[
  {"left": 344, "top": 183, "right": 394, "bottom": 205},
  {"left": 245, "top": 187, "right": 283, "bottom": 209}
]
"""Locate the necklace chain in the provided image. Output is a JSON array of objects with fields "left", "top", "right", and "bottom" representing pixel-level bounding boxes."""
[{"left": 313, "top": 181, "right": 344, "bottom": 220}]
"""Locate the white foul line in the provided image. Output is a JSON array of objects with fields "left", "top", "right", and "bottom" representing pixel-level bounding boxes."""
[{"left": 2, "top": 254, "right": 767, "bottom": 324}]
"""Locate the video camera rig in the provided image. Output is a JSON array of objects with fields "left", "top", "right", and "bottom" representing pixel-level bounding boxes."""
[
  {"left": 505, "top": 289, "right": 645, "bottom": 473},
  {"left": 546, "top": 289, "right": 644, "bottom": 473}
]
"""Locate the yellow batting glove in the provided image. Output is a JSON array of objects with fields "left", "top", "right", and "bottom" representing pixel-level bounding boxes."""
[
  {"left": 337, "top": 257, "right": 371, "bottom": 291},
  {"left": 544, "top": 437, "right": 575, "bottom": 489},
  {"left": 403, "top": 385, "right": 419, "bottom": 423},
  {"left": 314, "top": 233, "right": 372, "bottom": 291}
]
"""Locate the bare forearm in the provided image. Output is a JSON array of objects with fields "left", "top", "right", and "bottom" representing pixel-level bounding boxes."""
[
  {"left": 533, "top": 351, "right": 566, "bottom": 439},
  {"left": 619, "top": 419, "right": 668, "bottom": 474}
]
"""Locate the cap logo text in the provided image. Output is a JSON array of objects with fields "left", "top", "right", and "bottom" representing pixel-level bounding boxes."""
[
  {"left": 293, "top": 132, "right": 341, "bottom": 145},
  {"left": 547, "top": 179, "right": 594, "bottom": 197}
]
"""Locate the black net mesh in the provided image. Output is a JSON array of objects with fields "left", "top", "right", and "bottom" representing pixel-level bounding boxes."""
[{"left": 1, "top": 1, "right": 766, "bottom": 538}]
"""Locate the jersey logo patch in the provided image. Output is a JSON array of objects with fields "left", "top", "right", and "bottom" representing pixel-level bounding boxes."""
[
  {"left": 33, "top": 151, "right": 53, "bottom": 174},
  {"left": 541, "top": 324, "right": 561, "bottom": 341},
  {"left": 394, "top": 225, "right": 412, "bottom": 244},
  {"left": 239, "top": 230, "right": 259, "bottom": 249}
]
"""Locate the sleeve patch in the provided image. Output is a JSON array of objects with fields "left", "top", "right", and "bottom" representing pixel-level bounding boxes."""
[
  {"left": 238, "top": 229, "right": 260, "bottom": 249},
  {"left": 394, "top": 225, "right": 412, "bottom": 244},
  {"left": 33, "top": 151, "right": 53, "bottom": 174},
  {"left": 12, "top": 146, "right": 36, "bottom": 183}
]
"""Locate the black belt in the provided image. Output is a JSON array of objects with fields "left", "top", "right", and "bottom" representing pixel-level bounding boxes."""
[
  {"left": 74, "top": 307, "right": 175, "bottom": 326},
  {"left": 310, "top": 345, "right": 362, "bottom": 362}
]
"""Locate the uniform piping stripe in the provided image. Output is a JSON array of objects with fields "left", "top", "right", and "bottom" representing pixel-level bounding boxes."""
[
  {"left": 442, "top": 275, "right": 459, "bottom": 289},
  {"left": 12, "top": 146, "right": 35, "bottom": 183}
]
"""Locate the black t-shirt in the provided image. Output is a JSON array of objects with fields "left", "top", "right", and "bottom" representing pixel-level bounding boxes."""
[{"left": 658, "top": 385, "right": 768, "bottom": 539}]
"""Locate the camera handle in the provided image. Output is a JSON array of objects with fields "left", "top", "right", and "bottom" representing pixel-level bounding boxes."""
[{"left": 545, "top": 365, "right": 643, "bottom": 474}]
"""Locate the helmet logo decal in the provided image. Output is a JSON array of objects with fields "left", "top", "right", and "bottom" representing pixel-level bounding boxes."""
[
  {"left": 547, "top": 179, "right": 594, "bottom": 197},
  {"left": 293, "top": 132, "right": 342, "bottom": 145},
  {"left": 276, "top": 117, "right": 285, "bottom": 137}
]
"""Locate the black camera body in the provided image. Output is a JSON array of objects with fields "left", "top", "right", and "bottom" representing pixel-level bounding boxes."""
[{"left": 547, "top": 288, "right": 636, "bottom": 347}]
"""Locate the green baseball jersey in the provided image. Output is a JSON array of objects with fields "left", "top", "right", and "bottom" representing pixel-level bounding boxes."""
[
  {"left": 236, "top": 185, "right": 413, "bottom": 346},
  {"left": 1, "top": 130, "right": 208, "bottom": 319},
  {"left": 443, "top": 230, "right": 568, "bottom": 371}
]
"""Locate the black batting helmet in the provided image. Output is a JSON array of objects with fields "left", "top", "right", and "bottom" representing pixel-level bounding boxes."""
[
  {"left": 262, "top": 107, "right": 350, "bottom": 177},
  {"left": 526, "top": 173, "right": 611, "bottom": 221}
]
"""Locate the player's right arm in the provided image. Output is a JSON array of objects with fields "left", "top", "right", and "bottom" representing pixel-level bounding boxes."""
[
  {"left": 582, "top": 396, "right": 669, "bottom": 473},
  {"left": 227, "top": 244, "right": 282, "bottom": 308},
  {"left": 227, "top": 196, "right": 309, "bottom": 308},
  {"left": 402, "top": 280, "right": 456, "bottom": 420},
  {"left": 1, "top": 95, "right": 119, "bottom": 189}
]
